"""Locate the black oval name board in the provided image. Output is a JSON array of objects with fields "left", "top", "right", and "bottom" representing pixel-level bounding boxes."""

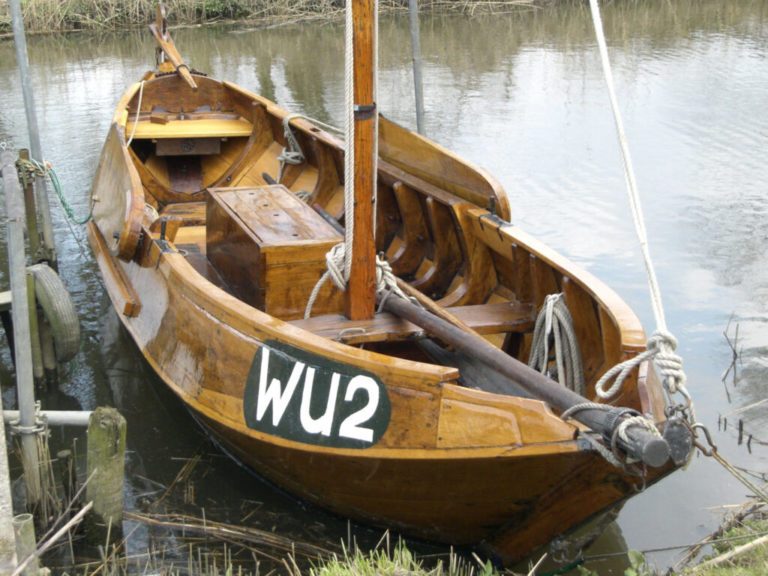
[{"left": 243, "top": 341, "right": 391, "bottom": 448}]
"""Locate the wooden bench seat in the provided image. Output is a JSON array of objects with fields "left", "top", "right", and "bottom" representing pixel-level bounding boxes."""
[
  {"left": 126, "top": 118, "right": 253, "bottom": 140},
  {"left": 291, "top": 301, "right": 535, "bottom": 345}
]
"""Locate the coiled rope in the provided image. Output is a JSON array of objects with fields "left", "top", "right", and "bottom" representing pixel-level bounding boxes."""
[
  {"left": 528, "top": 293, "right": 585, "bottom": 396},
  {"left": 588, "top": 0, "right": 692, "bottom": 421}
]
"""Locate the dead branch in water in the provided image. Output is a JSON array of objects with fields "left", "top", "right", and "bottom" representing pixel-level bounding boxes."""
[{"left": 125, "top": 511, "right": 337, "bottom": 561}]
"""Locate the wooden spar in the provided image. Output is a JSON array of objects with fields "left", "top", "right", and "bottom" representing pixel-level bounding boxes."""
[
  {"left": 345, "top": 0, "right": 377, "bottom": 320},
  {"left": 383, "top": 296, "right": 673, "bottom": 467},
  {"left": 149, "top": 4, "right": 197, "bottom": 91}
]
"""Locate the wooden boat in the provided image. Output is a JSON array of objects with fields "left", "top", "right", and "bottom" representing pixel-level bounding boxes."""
[{"left": 88, "top": 4, "right": 689, "bottom": 565}]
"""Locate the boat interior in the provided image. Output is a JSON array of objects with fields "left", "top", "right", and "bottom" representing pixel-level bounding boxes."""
[{"left": 116, "top": 74, "right": 645, "bottom": 410}]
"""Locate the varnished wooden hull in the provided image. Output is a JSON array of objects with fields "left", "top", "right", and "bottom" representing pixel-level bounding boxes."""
[{"left": 89, "top": 70, "right": 676, "bottom": 564}]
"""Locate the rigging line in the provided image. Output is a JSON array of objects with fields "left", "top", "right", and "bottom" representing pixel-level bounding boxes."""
[{"left": 588, "top": 0, "right": 691, "bottom": 413}]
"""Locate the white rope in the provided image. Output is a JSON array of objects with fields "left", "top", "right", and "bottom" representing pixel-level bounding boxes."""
[
  {"left": 126, "top": 80, "right": 145, "bottom": 148},
  {"left": 373, "top": 0, "right": 379, "bottom": 236},
  {"left": 277, "top": 113, "right": 306, "bottom": 183},
  {"left": 343, "top": 0, "right": 355, "bottom": 279},
  {"left": 561, "top": 402, "right": 662, "bottom": 469},
  {"left": 303, "top": 245, "right": 412, "bottom": 319},
  {"left": 528, "top": 294, "right": 585, "bottom": 396},
  {"left": 588, "top": 0, "right": 691, "bottom": 418}
]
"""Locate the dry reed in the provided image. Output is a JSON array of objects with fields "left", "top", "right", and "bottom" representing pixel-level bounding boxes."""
[{"left": 0, "top": 0, "right": 548, "bottom": 35}]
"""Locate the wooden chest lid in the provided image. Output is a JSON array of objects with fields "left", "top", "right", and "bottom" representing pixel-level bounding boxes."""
[{"left": 208, "top": 185, "right": 342, "bottom": 248}]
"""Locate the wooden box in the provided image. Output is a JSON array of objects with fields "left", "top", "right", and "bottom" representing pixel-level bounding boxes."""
[{"left": 206, "top": 185, "right": 343, "bottom": 320}]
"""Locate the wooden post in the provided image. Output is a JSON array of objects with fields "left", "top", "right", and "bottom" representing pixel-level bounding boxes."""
[
  {"left": 345, "top": 0, "right": 377, "bottom": 320},
  {"left": 12, "top": 514, "right": 38, "bottom": 576},
  {"left": 86, "top": 407, "right": 126, "bottom": 539},
  {"left": 18, "top": 150, "right": 42, "bottom": 262},
  {"left": 408, "top": 0, "right": 426, "bottom": 135}
]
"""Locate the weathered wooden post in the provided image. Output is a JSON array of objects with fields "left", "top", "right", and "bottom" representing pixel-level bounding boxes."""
[
  {"left": 12, "top": 514, "right": 38, "bottom": 576},
  {"left": 18, "top": 150, "right": 42, "bottom": 262},
  {"left": 86, "top": 408, "right": 126, "bottom": 539}
]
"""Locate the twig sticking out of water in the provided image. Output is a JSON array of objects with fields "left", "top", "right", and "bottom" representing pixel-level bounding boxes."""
[
  {"left": 671, "top": 500, "right": 766, "bottom": 572},
  {"left": 151, "top": 453, "right": 202, "bottom": 510}
]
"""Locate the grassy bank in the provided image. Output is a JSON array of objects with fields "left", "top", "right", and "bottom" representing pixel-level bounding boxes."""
[{"left": 0, "top": 0, "right": 548, "bottom": 35}]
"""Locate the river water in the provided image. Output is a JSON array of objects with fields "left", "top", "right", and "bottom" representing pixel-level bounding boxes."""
[{"left": 1, "top": 0, "right": 767, "bottom": 573}]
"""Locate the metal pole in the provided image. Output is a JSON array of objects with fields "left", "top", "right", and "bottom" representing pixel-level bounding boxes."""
[
  {"left": 3, "top": 410, "right": 92, "bottom": 427},
  {"left": 408, "top": 0, "right": 426, "bottom": 135},
  {"left": 8, "top": 0, "right": 57, "bottom": 267},
  {"left": 1, "top": 151, "right": 41, "bottom": 506}
]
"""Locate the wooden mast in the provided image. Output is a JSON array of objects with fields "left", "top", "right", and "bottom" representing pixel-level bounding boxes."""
[{"left": 345, "top": 0, "right": 377, "bottom": 320}]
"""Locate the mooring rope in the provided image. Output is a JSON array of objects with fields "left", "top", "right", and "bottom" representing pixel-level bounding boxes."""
[
  {"left": 16, "top": 157, "right": 92, "bottom": 225},
  {"left": 588, "top": 0, "right": 692, "bottom": 421}
]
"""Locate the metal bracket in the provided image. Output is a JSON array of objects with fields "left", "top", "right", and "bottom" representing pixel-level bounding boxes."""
[{"left": 354, "top": 103, "right": 377, "bottom": 121}]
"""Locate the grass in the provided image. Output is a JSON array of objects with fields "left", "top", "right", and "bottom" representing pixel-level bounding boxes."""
[
  {"left": 0, "top": 0, "right": 547, "bottom": 35},
  {"left": 684, "top": 518, "right": 768, "bottom": 576},
  {"left": 300, "top": 540, "right": 498, "bottom": 576}
]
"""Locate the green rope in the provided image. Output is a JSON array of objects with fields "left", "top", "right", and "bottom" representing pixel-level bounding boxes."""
[{"left": 17, "top": 158, "right": 92, "bottom": 225}]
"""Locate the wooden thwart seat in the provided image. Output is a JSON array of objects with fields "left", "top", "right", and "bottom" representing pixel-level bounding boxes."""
[
  {"left": 125, "top": 117, "right": 253, "bottom": 140},
  {"left": 291, "top": 301, "right": 535, "bottom": 345}
]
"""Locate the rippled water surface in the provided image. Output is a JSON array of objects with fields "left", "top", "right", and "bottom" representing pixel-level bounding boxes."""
[{"left": 1, "top": 0, "right": 767, "bottom": 572}]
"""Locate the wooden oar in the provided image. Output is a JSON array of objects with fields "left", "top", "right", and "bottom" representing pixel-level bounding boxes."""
[
  {"left": 383, "top": 295, "right": 673, "bottom": 467},
  {"left": 149, "top": 4, "right": 197, "bottom": 91}
]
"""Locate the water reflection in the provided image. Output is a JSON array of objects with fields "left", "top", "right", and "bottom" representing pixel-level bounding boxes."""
[{"left": 1, "top": 0, "right": 767, "bottom": 571}]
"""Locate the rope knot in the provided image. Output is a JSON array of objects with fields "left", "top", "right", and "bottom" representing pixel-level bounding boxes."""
[{"left": 648, "top": 330, "right": 686, "bottom": 394}]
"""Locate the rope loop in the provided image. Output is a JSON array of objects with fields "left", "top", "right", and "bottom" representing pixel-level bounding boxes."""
[
  {"left": 277, "top": 113, "right": 306, "bottom": 183},
  {"left": 528, "top": 293, "right": 585, "bottom": 395},
  {"left": 647, "top": 330, "right": 686, "bottom": 395},
  {"left": 304, "top": 245, "right": 416, "bottom": 319}
]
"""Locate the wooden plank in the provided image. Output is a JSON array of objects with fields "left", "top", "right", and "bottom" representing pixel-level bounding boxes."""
[
  {"left": 389, "top": 182, "right": 428, "bottom": 276},
  {"left": 378, "top": 116, "right": 511, "bottom": 220},
  {"left": 530, "top": 253, "right": 561, "bottom": 310},
  {"left": 87, "top": 222, "right": 141, "bottom": 317},
  {"left": 292, "top": 301, "right": 534, "bottom": 345},
  {"left": 561, "top": 277, "right": 605, "bottom": 387},
  {"left": 412, "top": 198, "right": 462, "bottom": 297},
  {"left": 438, "top": 203, "right": 497, "bottom": 307},
  {"left": 211, "top": 102, "right": 272, "bottom": 188},
  {"left": 156, "top": 137, "right": 221, "bottom": 156},
  {"left": 159, "top": 202, "right": 206, "bottom": 225},
  {"left": 91, "top": 123, "right": 145, "bottom": 260},
  {"left": 125, "top": 118, "right": 253, "bottom": 140}
]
